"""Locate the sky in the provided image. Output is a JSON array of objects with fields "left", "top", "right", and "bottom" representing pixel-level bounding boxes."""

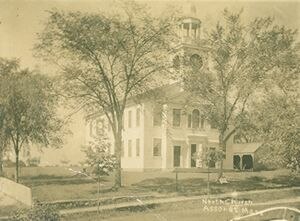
[
  {"left": 0, "top": 0, "right": 299, "bottom": 165},
  {"left": 0, "top": 0, "right": 299, "bottom": 70}
]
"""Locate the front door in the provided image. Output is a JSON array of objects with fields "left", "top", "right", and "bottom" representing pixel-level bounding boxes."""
[
  {"left": 173, "top": 146, "right": 181, "bottom": 167},
  {"left": 191, "top": 144, "right": 197, "bottom": 167}
]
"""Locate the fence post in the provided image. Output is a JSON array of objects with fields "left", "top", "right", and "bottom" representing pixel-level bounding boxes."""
[
  {"left": 175, "top": 170, "right": 178, "bottom": 192},
  {"left": 207, "top": 166, "right": 210, "bottom": 196}
]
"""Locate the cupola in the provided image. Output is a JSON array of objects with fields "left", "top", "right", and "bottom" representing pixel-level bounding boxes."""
[{"left": 178, "top": 3, "right": 201, "bottom": 44}]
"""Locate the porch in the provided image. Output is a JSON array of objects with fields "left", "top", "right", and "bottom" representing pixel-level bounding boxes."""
[
  {"left": 231, "top": 143, "right": 261, "bottom": 171},
  {"left": 170, "top": 135, "right": 219, "bottom": 169}
]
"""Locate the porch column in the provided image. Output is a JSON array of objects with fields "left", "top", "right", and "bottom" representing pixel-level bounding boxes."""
[
  {"left": 240, "top": 154, "right": 243, "bottom": 170},
  {"left": 196, "top": 143, "right": 203, "bottom": 168},
  {"left": 252, "top": 154, "right": 254, "bottom": 171},
  {"left": 161, "top": 104, "right": 168, "bottom": 169},
  {"left": 187, "top": 144, "right": 191, "bottom": 168}
]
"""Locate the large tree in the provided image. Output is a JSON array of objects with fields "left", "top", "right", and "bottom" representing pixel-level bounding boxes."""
[
  {"left": 0, "top": 60, "right": 12, "bottom": 176},
  {"left": 0, "top": 58, "right": 63, "bottom": 182},
  {"left": 0, "top": 98, "right": 9, "bottom": 177},
  {"left": 247, "top": 93, "right": 299, "bottom": 171},
  {"left": 0, "top": 59, "right": 20, "bottom": 176},
  {"left": 182, "top": 10, "right": 299, "bottom": 178},
  {"left": 0, "top": 127, "right": 8, "bottom": 176},
  {"left": 35, "top": 2, "right": 174, "bottom": 188},
  {"left": 235, "top": 51, "right": 299, "bottom": 170}
]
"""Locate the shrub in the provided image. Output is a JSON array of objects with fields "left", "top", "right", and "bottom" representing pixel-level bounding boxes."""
[
  {"left": 27, "top": 157, "right": 41, "bottom": 167},
  {"left": 82, "top": 137, "right": 117, "bottom": 178},
  {"left": 11, "top": 204, "right": 60, "bottom": 221},
  {"left": 3, "top": 159, "right": 26, "bottom": 167},
  {"left": 247, "top": 176, "right": 264, "bottom": 182}
]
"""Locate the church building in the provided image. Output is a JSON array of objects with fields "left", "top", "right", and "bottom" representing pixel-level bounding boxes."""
[{"left": 86, "top": 7, "right": 261, "bottom": 172}]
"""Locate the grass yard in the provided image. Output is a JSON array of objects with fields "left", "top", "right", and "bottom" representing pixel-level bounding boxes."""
[
  {"left": 1, "top": 169, "right": 299, "bottom": 219},
  {"left": 132, "top": 169, "right": 300, "bottom": 196},
  {"left": 0, "top": 203, "right": 27, "bottom": 217},
  {"left": 17, "top": 169, "right": 300, "bottom": 202},
  {"left": 61, "top": 188, "right": 300, "bottom": 221},
  {"left": 20, "top": 175, "right": 157, "bottom": 202}
]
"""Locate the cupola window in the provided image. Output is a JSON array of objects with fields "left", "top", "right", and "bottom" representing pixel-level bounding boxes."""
[{"left": 190, "top": 54, "right": 203, "bottom": 69}]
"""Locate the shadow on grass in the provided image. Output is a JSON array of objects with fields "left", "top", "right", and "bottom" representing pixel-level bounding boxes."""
[
  {"left": 89, "top": 187, "right": 117, "bottom": 195},
  {"left": 267, "top": 175, "right": 300, "bottom": 186},
  {"left": 20, "top": 176, "right": 110, "bottom": 187},
  {"left": 132, "top": 175, "right": 288, "bottom": 196},
  {"left": 134, "top": 177, "right": 175, "bottom": 186},
  {"left": 20, "top": 174, "right": 70, "bottom": 180}
]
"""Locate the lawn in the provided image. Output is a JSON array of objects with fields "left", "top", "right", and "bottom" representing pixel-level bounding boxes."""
[
  {"left": 131, "top": 169, "right": 300, "bottom": 196},
  {"left": 61, "top": 202, "right": 300, "bottom": 221},
  {"left": 61, "top": 188, "right": 300, "bottom": 221},
  {"left": 0, "top": 204, "right": 27, "bottom": 217},
  {"left": 17, "top": 169, "right": 300, "bottom": 202},
  {"left": 1, "top": 169, "right": 299, "bottom": 219},
  {"left": 20, "top": 174, "right": 157, "bottom": 202}
]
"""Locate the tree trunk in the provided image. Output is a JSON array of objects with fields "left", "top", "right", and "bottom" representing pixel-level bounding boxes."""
[
  {"left": 15, "top": 151, "right": 19, "bottom": 183},
  {"left": 113, "top": 132, "right": 122, "bottom": 189},
  {"left": 97, "top": 175, "right": 100, "bottom": 214},
  {"left": 218, "top": 132, "right": 226, "bottom": 179},
  {"left": 218, "top": 160, "right": 224, "bottom": 179},
  {"left": 0, "top": 151, "right": 3, "bottom": 177}
]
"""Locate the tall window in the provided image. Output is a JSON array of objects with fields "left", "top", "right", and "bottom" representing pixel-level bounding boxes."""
[
  {"left": 128, "top": 110, "right": 132, "bottom": 128},
  {"left": 173, "top": 109, "right": 181, "bottom": 127},
  {"left": 153, "top": 105, "right": 162, "bottom": 126},
  {"left": 187, "top": 114, "right": 192, "bottom": 128},
  {"left": 153, "top": 138, "right": 162, "bottom": 156},
  {"left": 136, "top": 138, "right": 140, "bottom": 157},
  {"left": 192, "top": 109, "right": 200, "bottom": 128},
  {"left": 136, "top": 108, "right": 140, "bottom": 127},
  {"left": 128, "top": 140, "right": 132, "bottom": 157}
]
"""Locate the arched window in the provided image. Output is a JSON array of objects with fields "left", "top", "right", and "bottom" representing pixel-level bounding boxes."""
[
  {"left": 192, "top": 109, "right": 200, "bottom": 128},
  {"left": 242, "top": 155, "right": 253, "bottom": 170},
  {"left": 233, "top": 155, "right": 241, "bottom": 170},
  {"left": 190, "top": 54, "right": 203, "bottom": 69}
]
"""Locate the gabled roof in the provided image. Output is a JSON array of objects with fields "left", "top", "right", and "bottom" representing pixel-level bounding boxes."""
[
  {"left": 232, "top": 143, "right": 262, "bottom": 154},
  {"left": 85, "top": 81, "right": 186, "bottom": 120}
]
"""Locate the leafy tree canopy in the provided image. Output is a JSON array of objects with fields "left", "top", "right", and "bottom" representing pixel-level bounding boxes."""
[
  {"left": 35, "top": 1, "right": 177, "bottom": 187},
  {"left": 0, "top": 58, "right": 64, "bottom": 181},
  {"left": 182, "top": 9, "right": 299, "bottom": 174}
]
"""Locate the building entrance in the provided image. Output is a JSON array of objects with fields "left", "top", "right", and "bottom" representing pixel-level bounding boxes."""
[
  {"left": 173, "top": 146, "right": 181, "bottom": 167},
  {"left": 191, "top": 144, "right": 197, "bottom": 167}
]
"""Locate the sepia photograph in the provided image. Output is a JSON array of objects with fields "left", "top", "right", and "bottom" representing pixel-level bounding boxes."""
[{"left": 0, "top": 0, "right": 299, "bottom": 220}]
